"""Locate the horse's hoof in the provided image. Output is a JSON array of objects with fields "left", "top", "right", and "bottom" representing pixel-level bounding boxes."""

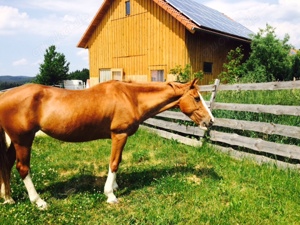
[
  {"left": 2, "top": 198, "right": 15, "bottom": 205},
  {"left": 36, "top": 198, "right": 48, "bottom": 210},
  {"left": 107, "top": 197, "right": 118, "bottom": 204}
]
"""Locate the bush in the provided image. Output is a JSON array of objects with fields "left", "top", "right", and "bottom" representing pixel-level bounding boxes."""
[
  {"left": 170, "top": 64, "right": 203, "bottom": 83},
  {"left": 219, "top": 24, "right": 294, "bottom": 83}
]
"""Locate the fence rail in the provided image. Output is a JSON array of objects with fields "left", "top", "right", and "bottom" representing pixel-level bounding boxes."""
[
  {"left": 214, "top": 118, "right": 300, "bottom": 139},
  {"left": 144, "top": 79, "right": 300, "bottom": 167},
  {"left": 212, "top": 103, "right": 300, "bottom": 116}
]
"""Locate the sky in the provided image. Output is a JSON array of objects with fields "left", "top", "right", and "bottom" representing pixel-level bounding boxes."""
[{"left": 0, "top": 0, "right": 299, "bottom": 77}]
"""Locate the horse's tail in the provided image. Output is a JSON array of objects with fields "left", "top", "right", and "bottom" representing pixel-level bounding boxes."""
[{"left": 0, "top": 126, "right": 10, "bottom": 196}]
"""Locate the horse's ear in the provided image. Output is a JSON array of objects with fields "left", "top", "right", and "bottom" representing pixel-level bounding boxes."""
[{"left": 190, "top": 78, "right": 199, "bottom": 88}]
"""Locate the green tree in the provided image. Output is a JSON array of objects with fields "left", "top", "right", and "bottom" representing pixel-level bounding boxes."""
[
  {"left": 219, "top": 24, "right": 294, "bottom": 83},
  {"left": 243, "top": 24, "right": 292, "bottom": 82},
  {"left": 288, "top": 51, "right": 300, "bottom": 80},
  {"left": 34, "top": 45, "right": 70, "bottom": 85},
  {"left": 68, "top": 68, "right": 89, "bottom": 83},
  {"left": 218, "top": 46, "right": 245, "bottom": 84}
]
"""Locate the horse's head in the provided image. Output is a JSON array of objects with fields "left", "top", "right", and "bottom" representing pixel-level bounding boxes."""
[{"left": 178, "top": 79, "right": 214, "bottom": 130}]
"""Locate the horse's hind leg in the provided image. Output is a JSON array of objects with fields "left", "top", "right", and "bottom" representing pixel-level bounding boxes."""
[
  {"left": 1, "top": 143, "right": 16, "bottom": 204},
  {"left": 14, "top": 142, "right": 48, "bottom": 209}
]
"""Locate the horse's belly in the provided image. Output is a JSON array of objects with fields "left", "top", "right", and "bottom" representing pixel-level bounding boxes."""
[{"left": 41, "top": 124, "right": 111, "bottom": 142}]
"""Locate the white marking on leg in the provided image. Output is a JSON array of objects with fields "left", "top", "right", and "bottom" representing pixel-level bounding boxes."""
[
  {"left": 104, "top": 167, "right": 118, "bottom": 203},
  {"left": 1, "top": 182, "right": 15, "bottom": 204},
  {"left": 113, "top": 173, "right": 119, "bottom": 190},
  {"left": 198, "top": 91, "right": 214, "bottom": 122},
  {"left": 5, "top": 132, "right": 11, "bottom": 146},
  {"left": 0, "top": 182, "right": 5, "bottom": 198},
  {"left": 23, "top": 173, "right": 48, "bottom": 209}
]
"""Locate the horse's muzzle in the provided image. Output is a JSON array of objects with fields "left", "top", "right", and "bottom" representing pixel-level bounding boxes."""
[{"left": 199, "top": 119, "right": 214, "bottom": 131}]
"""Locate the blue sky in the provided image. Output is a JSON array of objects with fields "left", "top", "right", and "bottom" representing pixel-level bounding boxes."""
[{"left": 1, "top": 0, "right": 299, "bottom": 76}]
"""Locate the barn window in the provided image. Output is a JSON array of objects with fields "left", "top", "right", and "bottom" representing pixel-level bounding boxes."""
[
  {"left": 203, "top": 62, "right": 213, "bottom": 74},
  {"left": 125, "top": 1, "right": 130, "bottom": 16},
  {"left": 151, "top": 70, "right": 164, "bottom": 82},
  {"left": 99, "top": 68, "right": 123, "bottom": 83}
]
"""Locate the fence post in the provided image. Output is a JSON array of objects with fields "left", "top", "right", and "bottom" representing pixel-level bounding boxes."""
[{"left": 209, "top": 79, "right": 220, "bottom": 109}]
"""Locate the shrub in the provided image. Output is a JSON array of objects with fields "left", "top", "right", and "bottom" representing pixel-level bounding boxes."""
[{"left": 170, "top": 64, "right": 203, "bottom": 83}]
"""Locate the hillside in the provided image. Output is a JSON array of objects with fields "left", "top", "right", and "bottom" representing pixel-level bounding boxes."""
[
  {"left": 0, "top": 75, "right": 34, "bottom": 83},
  {"left": 0, "top": 75, "right": 34, "bottom": 90}
]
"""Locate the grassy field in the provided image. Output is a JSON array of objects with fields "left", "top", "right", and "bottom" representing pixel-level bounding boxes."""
[{"left": 1, "top": 128, "right": 300, "bottom": 224}]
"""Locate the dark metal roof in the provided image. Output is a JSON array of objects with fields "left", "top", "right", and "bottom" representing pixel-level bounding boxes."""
[{"left": 166, "top": 0, "right": 253, "bottom": 39}]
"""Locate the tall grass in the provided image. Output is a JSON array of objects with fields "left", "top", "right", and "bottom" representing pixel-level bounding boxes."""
[{"left": 1, "top": 129, "right": 300, "bottom": 224}]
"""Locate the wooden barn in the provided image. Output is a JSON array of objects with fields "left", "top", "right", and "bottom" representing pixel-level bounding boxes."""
[{"left": 77, "top": 0, "right": 252, "bottom": 86}]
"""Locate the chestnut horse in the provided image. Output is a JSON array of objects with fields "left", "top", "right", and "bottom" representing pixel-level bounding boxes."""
[{"left": 0, "top": 79, "right": 213, "bottom": 209}]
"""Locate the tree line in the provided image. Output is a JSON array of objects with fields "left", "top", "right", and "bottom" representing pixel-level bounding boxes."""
[{"left": 0, "top": 82, "right": 23, "bottom": 90}]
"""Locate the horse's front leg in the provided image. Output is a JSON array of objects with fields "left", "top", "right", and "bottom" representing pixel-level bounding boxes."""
[
  {"left": 14, "top": 143, "right": 48, "bottom": 210},
  {"left": 23, "top": 173, "right": 47, "bottom": 209},
  {"left": 104, "top": 167, "right": 118, "bottom": 203},
  {"left": 104, "top": 133, "right": 128, "bottom": 204}
]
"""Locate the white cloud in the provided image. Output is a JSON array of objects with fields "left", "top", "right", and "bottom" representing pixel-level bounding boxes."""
[
  {"left": 0, "top": 1, "right": 101, "bottom": 76},
  {"left": 0, "top": 6, "right": 30, "bottom": 34},
  {"left": 12, "top": 58, "right": 28, "bottom": 66},
  {"left": 0, "top": 3, "right": 94, "bottom": 37}
]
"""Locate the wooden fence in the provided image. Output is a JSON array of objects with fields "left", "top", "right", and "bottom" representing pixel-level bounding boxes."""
[{"left": 143, "top": 79, "right": 300, "bottom": 168}]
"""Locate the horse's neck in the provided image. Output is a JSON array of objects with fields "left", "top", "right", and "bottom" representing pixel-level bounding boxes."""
[{"left": 134, "top": 83, "right": 187, "bottom": 120}]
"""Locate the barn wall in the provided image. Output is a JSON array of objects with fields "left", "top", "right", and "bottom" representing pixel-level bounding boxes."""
[
  {"left": 87, "top": 0, "right": 188, "bottom": 83},
  {"left": 86, "top": 0, "right": 250, "bottom": 85},
  {"left": 186, "top": 31, "right": 251, "bottom": 85}
]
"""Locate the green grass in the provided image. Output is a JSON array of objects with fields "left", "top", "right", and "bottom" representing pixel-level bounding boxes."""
[{"left": 1, "top": 128, "right": 300, "bottom": 224}]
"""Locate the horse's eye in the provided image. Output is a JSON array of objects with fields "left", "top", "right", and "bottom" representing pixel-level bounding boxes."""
[{"left": 195, "top": 97, "right": 201, "bottom": 102}]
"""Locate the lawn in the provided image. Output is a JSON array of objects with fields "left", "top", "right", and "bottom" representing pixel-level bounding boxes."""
[{"left": 1, "top": 128, "right": 300, "bottom": 224}]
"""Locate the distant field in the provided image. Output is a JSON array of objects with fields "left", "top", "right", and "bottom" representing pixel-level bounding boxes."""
[{"left": 1, "top": 128, "right": 299, "bottom": 224}]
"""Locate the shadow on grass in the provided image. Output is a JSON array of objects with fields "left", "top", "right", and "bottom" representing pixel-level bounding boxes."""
[
  {"left": 44, "top": 166, "right": 222, "bottom": 199},
  {"left": 41, "top": 166, "right": 222, "bottom": 199}
]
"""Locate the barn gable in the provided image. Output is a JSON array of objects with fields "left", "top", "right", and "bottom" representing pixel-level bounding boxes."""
[{"left": 78, "top": 0, "right": 252, "bottom": 85}]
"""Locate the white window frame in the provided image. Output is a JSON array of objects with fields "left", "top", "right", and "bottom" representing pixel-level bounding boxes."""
[{"left": 99, "top": 68, "right": 123, "bottom": 83}]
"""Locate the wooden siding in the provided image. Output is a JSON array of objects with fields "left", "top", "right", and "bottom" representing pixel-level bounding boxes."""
[
  {"left": 86, "top": 0, "right": 250, "bottom": 84},
  {"left": 87, "top": 0, "right": 188, "bottom": 82},
  {"left": 186, "top": 31, "right": 250, "bottom": 85}
]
